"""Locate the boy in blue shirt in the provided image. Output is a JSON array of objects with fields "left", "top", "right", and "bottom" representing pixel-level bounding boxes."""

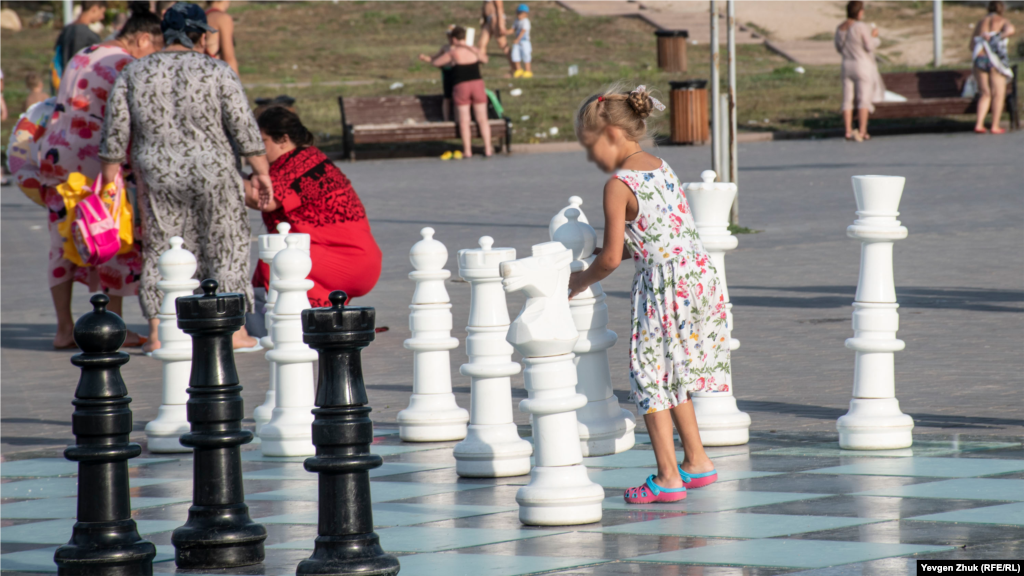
[{"left": 510, "top": 4, "right": 532, "bottom": 78}]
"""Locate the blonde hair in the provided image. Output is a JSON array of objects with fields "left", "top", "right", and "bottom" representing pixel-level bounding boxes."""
[{"left": 575, "top": 83, "right": 658, "bottom": 142}]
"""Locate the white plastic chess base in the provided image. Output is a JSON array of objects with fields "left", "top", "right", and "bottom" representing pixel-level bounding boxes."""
[
  {"left": 259, "top": 411, "right": 315, "bottom": 457},
  {"left": 253, "top": 390, "right": 275, "bottom": 436},
  {"left": 397, "top": 394, "right": 469, "bottom": 442},
  {"left": 454, "top": 424, "right": 533, "bottom": 478},
  {"left": 577, "top": 396, "right": 636, "bottom": 457},
  {"left": 692, "top": 393, "right": 752, "bottom": 447},
  {"left": 837, "top": 398, "right": 914, "bottom": 450},
  {"left": 144, "top": 406, "right": 191, "bottom": 453},
  {"left": 516, "top": 464, "right": 605, "bottom": 526}
]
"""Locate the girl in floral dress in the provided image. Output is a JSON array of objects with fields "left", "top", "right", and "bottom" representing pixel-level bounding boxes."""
[{"left": 568, "top": 85, "right": 730, "bottom": 504}]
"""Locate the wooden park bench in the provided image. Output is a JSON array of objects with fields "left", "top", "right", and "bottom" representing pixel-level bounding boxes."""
[
  {"left": 337, "top": 93, "right": 512, "bottom": 161},
  {"left": 873, "top": 65, "right": 1020, "bottom": 130}
]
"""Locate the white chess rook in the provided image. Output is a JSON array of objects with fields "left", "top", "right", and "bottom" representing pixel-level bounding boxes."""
[
  {"left": 254, "top": 222, "right": 295, "bottom": 435},
  {"left": 838, "top": 175, "right": 914, "bottom": 450},
  {"left": 551, "top": 206, "right": 635, "bottom": 457},
  {"left": 261, "top": 234, "right": 317, "bottom": 456},
  {"left": 398, "top": 227, "right": 469, "bottom": 442},
  {"left": 145, "top": 237, "right": 199, "bottom": 453},
  {"left": 502, "top": 241, "right": 604, "bottom": 526},
  {"left": 684, "top": 170, "right": 751, "bottom": 446},
  {"left": 453, "top": 237, "right": 533, "bottom": 477}
]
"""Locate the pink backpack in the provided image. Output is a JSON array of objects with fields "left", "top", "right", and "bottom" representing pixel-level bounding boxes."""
[{"left": 71, "top": 174, "right": 123, "bottom": 266}]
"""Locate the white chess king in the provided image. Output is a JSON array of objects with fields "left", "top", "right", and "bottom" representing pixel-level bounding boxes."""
[
  {"left": 145, "top": 237, "right": 199, "bottom": 453},
  {"left": 502, "top": 241, "right": 604, "bottom": 526},
  {"left": 398, "top": 227, "right": 469, "bottom": 442},
  {"left": 260, "top": 234, "right": 317, "bottom": 456},
  {"left": 551, "top": 205, "right": 636, "bottom": 457},
  {"left": 453, "top": 237, "right": 533, "bottom": 477},
  {"left": 837, "top": 175, "right": 914, "bottom": 450}
]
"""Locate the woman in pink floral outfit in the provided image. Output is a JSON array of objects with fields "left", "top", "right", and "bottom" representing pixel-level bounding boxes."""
[
  {"left": 16, "top": 7, "right": 161, "bottom": 348},
  {"left": 569, "top": 85, "right": 729, "bottom": 505}
]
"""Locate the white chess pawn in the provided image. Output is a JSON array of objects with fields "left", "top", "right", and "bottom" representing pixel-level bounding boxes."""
[
  {"left": 145, "top": 237, "right": 200, "bottom": 453},
  {"left": 453, "top": 237, "right": 533, "bottom": 477},
  {"left": 398, "top": 227, "right": 469, "bottom": 442},
  {"left": 553, "top": 208, "right": 636, "bottom": 456},
  {"left": 683, "top": 170, "right": 751, "bottom": 446},
  {"left": 254, "top": 222, "right": 292, "bottom": 434},
  {"left": 838, "top": 175, "right": 913, "bottom": 450},
  {"left": 501, "top": 241, "right": 604, "bottom": 526},
  {"left": 548, "top": 195, "right": 590, "bottom": 240},
  {"left": 260, "top": 234, "right": 317, "bottom": 456}
]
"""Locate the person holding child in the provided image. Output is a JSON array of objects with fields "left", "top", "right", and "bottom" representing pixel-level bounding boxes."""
[
  {"left": 509, "top": 4, "right": 532, "bottom": 79},
  {"left": 427, "top": 25, "right": 493, "bottom": 159},
  {"left": 568, "top": 85, "right": 726, "bottom": 503},
  {"left": 971, "top": 1, "right": 1016, "bottom": 134}
]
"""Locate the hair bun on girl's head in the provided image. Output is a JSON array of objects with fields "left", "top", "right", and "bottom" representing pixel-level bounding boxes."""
[{"left": 626, "top": 90, "right": 654, "bottom": 120}]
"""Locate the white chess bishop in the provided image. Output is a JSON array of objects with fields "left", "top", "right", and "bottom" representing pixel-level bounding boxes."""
[
  {"left": 550, "top": 203, "right": 636, "bottom": 457},
  {"left": 501, "top": 241, "right": 604, "bottom": 526},
  {"left": 398, "top": 228, "right": 469, "bottom": 442},
  {"left": 145, "top": 237, "right": 199, "bottom": 453},
  {"left": 260, "top": 234, "right": 317, "bottom": 456},
  {"left": 453, "top": 237, "right": 533, "bottom": 478}
]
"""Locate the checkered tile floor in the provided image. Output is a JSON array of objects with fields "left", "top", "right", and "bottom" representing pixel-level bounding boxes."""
[{"left": 2, "top": 432, "right": 1022, "bottom": 575}]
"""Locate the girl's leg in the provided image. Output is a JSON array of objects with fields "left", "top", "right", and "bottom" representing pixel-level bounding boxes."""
[
  {"left": 990, "top": 73, "right": 1007, "bottom": 132},
  {"left": 457, "top": 104, "right": 473, "bottom": 157},
  {"left": 645, "top": 409, "right": 683, "bottom": 489},
  {"left": 51, "top": 280, "right": 75, "bottom": 348},
  {"left": 671, "top": 398, "right": 715, "bottom": 475},
  {"left": 843, "top": 109, "right": 854, "bottom": 138},
  {"left": 442, "top": 97, "right": 452, "bottom": 122},
  {"left": 471, "top": 101, "right": 493, "bottom": 157},
  {"left": 975, "top": 69, "right": 992, "bottom": 129},
  {"left": 857, "top": 107, "right": 870, "bottom": 139}
]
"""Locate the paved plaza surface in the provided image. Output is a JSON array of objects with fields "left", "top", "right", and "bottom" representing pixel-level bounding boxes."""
[{"left": 1, "top": 131, "right": 1022, "bottom": 573}]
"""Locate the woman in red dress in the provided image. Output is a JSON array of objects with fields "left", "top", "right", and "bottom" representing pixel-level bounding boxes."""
[{"left": 245, "top": 107, "right": 382, "bottom": 306}]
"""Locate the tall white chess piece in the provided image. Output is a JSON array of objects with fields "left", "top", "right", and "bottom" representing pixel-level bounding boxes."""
[
  {"left": 145, "top": 237, "right": 199, "bottom": 453},
  {"left": 683, "top": 170, "right": 751, "bottom": 446},
  {"left": 453, "top": 237, "right": 533, "bottom": 477},
  {"left": 253, "top": 223, "right": 307, "bottom": 435},
  {"left": 261, "top": 234, "right": 317, "bottom": 456},
  {"left": 548, "top": 195, "right": 589, "bottom": 240},
  {"left": 502, "top": 241, "right": 604, "bottom": 526},
  {"left": 398, "top": 228, "right": 469, "bottom": 442},
  {"left": 838, "top": 175, "right": 914, "bottom": 450},
  {"left": 551, "top": 207, "right": 635, "bottom": 456}
]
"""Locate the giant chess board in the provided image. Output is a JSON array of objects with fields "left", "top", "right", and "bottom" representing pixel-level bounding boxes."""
[{"left": 2, "top": 432, "right": 1022, "bottom": 575}]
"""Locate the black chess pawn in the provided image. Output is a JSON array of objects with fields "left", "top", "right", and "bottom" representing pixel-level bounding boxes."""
[
  {"left": 298, "top": 291, "right": 400, "bottom": 576},
  {"left": 54, "top": 294, "right": 156, "bottom": 576},
  {"left": 172, "top": 279, "right": 266, "bottom": 569}
]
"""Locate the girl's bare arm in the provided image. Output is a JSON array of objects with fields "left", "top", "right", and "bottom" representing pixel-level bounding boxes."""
[{"left": 569, "top": 178, "right": 632, "bottom": 299}]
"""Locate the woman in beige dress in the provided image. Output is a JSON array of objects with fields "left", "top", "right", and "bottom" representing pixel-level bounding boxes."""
[{"left": 835, "top": 1, "right": 884, "bottom": 142}]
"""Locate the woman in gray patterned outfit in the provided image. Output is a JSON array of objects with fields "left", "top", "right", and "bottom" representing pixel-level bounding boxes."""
[{"left": 99, "top": 2, "right": 273, "bottom": 351}]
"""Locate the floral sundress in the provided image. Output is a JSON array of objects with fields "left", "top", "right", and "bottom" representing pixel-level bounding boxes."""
[{"left": 616, "top": 160, "right": 731, "bottom": 414}]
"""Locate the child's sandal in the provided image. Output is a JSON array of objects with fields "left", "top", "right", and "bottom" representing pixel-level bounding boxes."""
[
  {"left": 623, "top": 475, "right": 687, "bottom": 504},
  {"left": 679, "top": 467, "right": 718, "bottom": 489}
]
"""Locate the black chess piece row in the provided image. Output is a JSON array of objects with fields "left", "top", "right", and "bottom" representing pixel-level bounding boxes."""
[{"left": 56, "top": 282, "right": 399, "bottom": 576}]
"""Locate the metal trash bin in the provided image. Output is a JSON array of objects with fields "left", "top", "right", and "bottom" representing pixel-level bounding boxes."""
[
  {"left": 669, "top": 80, "right": 708, "bottom": 145},
  {"left": 656, "top": 30, "right": 689, "bottom": 73}
]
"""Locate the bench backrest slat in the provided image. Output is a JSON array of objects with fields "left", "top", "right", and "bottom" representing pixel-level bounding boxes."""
[
  {"left": 340, "top": 95, "right": 448, "bottom": 125},
  {"left": 881, "top": 69, "right": 972, "bottom": 100}
]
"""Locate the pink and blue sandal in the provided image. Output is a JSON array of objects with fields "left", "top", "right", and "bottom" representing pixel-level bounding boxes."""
[
  {"left": 623, "top": 475, "right": 687, "bottom": 504},
  {"left": 679, "top": 467, "right": 718, "bottom": 489}
]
